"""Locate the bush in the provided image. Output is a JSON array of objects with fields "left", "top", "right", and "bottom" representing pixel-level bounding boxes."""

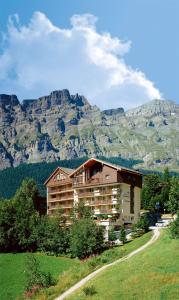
[
  {"left": 120, "top": 225, "right": 127, "bottom": 244},
  {"left": 169, "top": 214, "right": 179, "bottom": 239},
  {"left": 70, "top": 218, "right": 104, "bottom": 259},
  {"left": 131, "top": 228, "right": 145, "bottom": 239},
  {"left": 25, "top": 254, "right": 56, "bottom": 293},
  {"left": 83, "top": 285, "right": 97, "bottom": 296}
]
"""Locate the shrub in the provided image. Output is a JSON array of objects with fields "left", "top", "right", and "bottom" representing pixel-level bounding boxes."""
[
  {"left": 169, "top": 213, "right": 179, "bottom": 239},
  {"left": 70, "top": 218, "right": 104, "bottom": 259},
  {"left": 83, "top": 285, "right": 97, "bottom": 296},
  {"left": 25, "top": 254, "right": 56, "bottom": 293},
  {"left": 131, "top": 215, "right": 149, "bottom": 239},
  {"left": 120, "top": 225, "right": 127, "bottom": 244},
  {"left": 108, "top": 227, "right": 117, "bottom": 244}
]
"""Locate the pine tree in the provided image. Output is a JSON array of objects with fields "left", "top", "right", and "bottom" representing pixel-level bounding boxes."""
[{"left": 120, "top": 225, "right": 126, "bottom": 244}]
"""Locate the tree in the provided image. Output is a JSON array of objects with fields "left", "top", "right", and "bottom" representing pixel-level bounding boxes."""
[
  {"left": 167, "top": 177, "right": 179, "bottom": 215},
  {"left": 25, "top": 254, "right": 56, "bottom": 293},
  {"left": 141, "top": 174, "right": 162, "bottom": 211},
  {"left": 13, "top": 179, "right": 40, "bottom": 251},
  {"left": 70, "top": 218, "right": 104, "bottom": 259},
  {"left": 137, "top": 215, "right": 149, "bottom": 233},
  {"left": 108, "top": 227, "right": 116, "bottom": 244},
  {"left": 169, "top": 213, "right": 179, "bottom": 239},
  {"left": 37, "top": 214, "right": 70, "bottom": 255},
  {"left": 0, "top": 199, "right": 17, "bottom": 252},
  {"left": 160, "top": 167, "right": 171, "bottom": 212},
  {"left": 120, "top": 225, "right": 126, "bottom": 244},
  {"left": 72, "top": 201, "right": 92, "bottom": 221}
]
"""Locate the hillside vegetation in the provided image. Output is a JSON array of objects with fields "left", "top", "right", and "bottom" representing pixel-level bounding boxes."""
[
  {"left": 67, "top": 230, "right": 179, "bottom": 300},
  {"left": 0, "top": 253, "right": 79, "bottom": 300},
  {"left": 0, "top": 232, "right": 152, "bottom": 300},
  {"left": 0, "top": 156, "right": 142, "bottom": 199}
]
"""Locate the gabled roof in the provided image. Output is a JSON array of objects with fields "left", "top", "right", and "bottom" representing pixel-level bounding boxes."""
[
  {"left": 69, "top": 157, "right": 142, "bottom": 177},
  {"left": 44, "top": 166, "right": 74, "bottom": 185}
]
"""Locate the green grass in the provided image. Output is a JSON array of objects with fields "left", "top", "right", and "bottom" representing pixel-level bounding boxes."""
[
  {"left": 0, "top": 253, "right": 79, "bottom": 300},
  {"left": 0, "top": 232, "right": 152, "bottom": 300},
  {"left": 37, "top": 231, "right": 152, "bottom": 300},
  {"left": 68, "top": 230, "right": 179, "bottom": 300}
]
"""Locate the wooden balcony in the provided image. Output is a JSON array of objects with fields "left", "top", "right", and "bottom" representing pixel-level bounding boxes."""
[
  {"left": 47, "top": 179, "right": 72, "bottom": 187},
  {"left": 94, "top": 209, "right": 113, "bottom": 215},
  {"left": 78, "top": 189, "right": 113, "bottom": 198},
  {"left": 73, "top": 177, "right": 106, "bottom": 187},
  {"left": 85, "top": 200, "right": 113, "bottom": 206},
  {"left": 48, "top": 204, "right": 73, "bottom": 210},
  {"left": 48, "top": 197, "right": 74, "bottom": 202},
  {"left": 49, "top": 187, "right": 73, "bottom": 194}
]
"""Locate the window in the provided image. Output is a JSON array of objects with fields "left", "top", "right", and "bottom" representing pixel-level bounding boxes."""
[
  {"left": 130, "top": 185, "right": 134, "bottom": 214},
  {"left": 105, "top": 174, "right": 110, "bottom": 180},
  {"left": 56, "top": 173, "right": 66, "bottom": 181}
]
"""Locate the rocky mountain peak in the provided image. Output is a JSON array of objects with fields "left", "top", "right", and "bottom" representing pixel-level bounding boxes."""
[
  {"left": 102, "top": 107, "right": 125, "bottom": 116},
  {"left": 0, "top": 94, "right": 20, "bottom": 108},
  {"left": 22, "top": 89, "right": 91, "bottom": 112},
  {"left": 0, "top": 90, "right": 178, "bottom": 171},
  {"left": 126, "top": 99, "right": 178, "bottom": 117}
]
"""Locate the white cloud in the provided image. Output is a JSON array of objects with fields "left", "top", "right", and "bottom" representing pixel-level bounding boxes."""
[{"left": 0, "top": 12, "right": 162, "bottom": 109}]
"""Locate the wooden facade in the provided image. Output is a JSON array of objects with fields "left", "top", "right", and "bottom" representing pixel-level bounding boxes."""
[{"left": 45, "top": 158, "right": 142, "bottom": 227}]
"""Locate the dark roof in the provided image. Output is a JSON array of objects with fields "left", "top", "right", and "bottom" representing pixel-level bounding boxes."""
[
  {"left": 69, "top": 157, "right": 142, "bottom": 177},
  {"left": 44, "top": 166, "right": 74, "bottom": 185}
]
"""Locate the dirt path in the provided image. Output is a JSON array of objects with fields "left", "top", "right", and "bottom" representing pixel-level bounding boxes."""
[{"left": 55, "top": 228, "right": 160, "bottom": 300}]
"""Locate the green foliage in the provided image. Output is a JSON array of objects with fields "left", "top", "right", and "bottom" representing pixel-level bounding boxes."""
[
  {"left": 169, "top": 213, "right": 179, "bottom": 239},
  {"left": 108, "top": 226, "right": 116, "bottom": 243},
  {"left": 0, "top": 199, "right": 17, "bottom": 251},
  {"left": 167, "top": 177, "right": 179, "bottom": 214},
  {"left": 83, "top": 285, "right": 97, "bottom": 296},
  {"left": 25, "top": 254, "right": 56, "bottom": 292},
  {"left": 0, "top": 157, "right": 88, "bottom": 199},
  {"left": 71, "top": 231, "right": 179, "bottom": 300},
  {"left": 70, "top": 218, "right": 104, "bottom": 259},
  {"left": 132, "top": 215, "right": 149, "bottom": 237},
  {"left": 120, "top": 225, "right": 126, "bottom": 244},
  {"left": 0, "top": 253, "right": 79, "bottom": 300},
  {"left": 141, "top": 169, "right": 179, "bottom": 214},
  {"left": 0, "top": 179, "right": 41, "bottom": 252},
  {"left": 72, "top": 200, "right": 92, "bottom": 220},
  {"left": 13, "top": 179, "right": 40, "bottom": 251},
  {"left": 37, "top": 215, "right": 70, "bottom": 255},
  {"left": 44, "top": 232, "right": 152, "bottom": 300},
  {"left": 141, "top": 174, "right": 162, "bottom": 210},
  {"left": 0, "top": 178, "right": 71, "bottom": 254},
  {"left": 0, "top": 156, "right": 142, "bottom": 199}
]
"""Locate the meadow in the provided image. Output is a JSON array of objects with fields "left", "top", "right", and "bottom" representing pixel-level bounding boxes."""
[
  {"left": 0, "top": 253, "right": 79, "bottom": 300},
  {"left": 0, "top": 232, "right": 152, "bottom": 300},
  {"left": 67, "top": 230, "right": 179, "bottom": 300}
]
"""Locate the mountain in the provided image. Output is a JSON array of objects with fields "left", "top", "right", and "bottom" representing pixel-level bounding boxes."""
[{"left": 0, "top": 90, "right": 178, "bottom": 171}]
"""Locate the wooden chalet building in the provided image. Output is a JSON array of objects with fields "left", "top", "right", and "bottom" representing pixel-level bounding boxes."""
[{"left": 45, "top": 158, "right": 142, "bottom": 229}]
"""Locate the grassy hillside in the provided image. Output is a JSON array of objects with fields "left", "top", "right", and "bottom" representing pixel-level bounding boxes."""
[
  {"left": 68, "top": 230, "right": 179, "bottom": 300},
  {"left": 0, "top": 232, "right": 152, "bottom": 300},
  {"left": 0, "top": 156, "right": 142, "bottom": 199},
  {"left": 0, "top": 253, "right": 80, "bottom": 300}
]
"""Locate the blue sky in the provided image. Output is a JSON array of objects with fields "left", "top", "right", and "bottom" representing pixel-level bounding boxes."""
[{"left": 0, "top": 0, "right": 178, "bottom": 109}]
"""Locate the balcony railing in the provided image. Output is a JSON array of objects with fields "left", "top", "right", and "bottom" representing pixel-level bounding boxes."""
[
  {"left": 49, "top": 196, "right": 74, "bottom": 202},
  {"left": 85, "top": 200, "right": 113, "bottom": 206},
  {"left": 73, "top": 177, "right": 105, "bottom": 187},
  {"left": 49, "top": 204, "right": 73, "bottom": 210},
  {"left": 78, "top": 189, "right": 114, "bottom": 198},
  {"left": 49, "top": 187, "right": 73, "bottom": 194},
  {"left": 48, "top": 179, "right": 72, "bottom": 187}
]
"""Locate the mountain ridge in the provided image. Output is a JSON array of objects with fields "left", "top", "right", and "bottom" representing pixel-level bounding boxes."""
[{"left": 0, "top": 89, "right": 178, "bottom": 171}]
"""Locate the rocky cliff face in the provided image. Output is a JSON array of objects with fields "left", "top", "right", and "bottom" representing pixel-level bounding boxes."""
[{"left": 0, "top": 90, "right": 178, "bottom": 171}]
